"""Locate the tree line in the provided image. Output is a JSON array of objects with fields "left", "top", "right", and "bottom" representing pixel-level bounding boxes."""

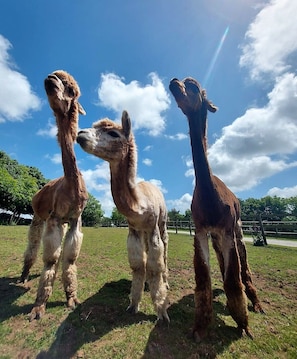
[
  {"left": 0, "top": 151, "right": 103, "bottom": 226},
  {"left": 168, "top": 197, "right": 297, "bottom": 223},
  {"left": 1, "top": 151, "right": 296, "bottom": 226}
]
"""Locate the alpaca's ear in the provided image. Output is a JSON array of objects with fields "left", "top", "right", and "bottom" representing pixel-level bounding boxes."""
[
  {"left": 78, "top": 102, "right": 86, "bottom": 115},
  {"left": 121, "top": 110, "right": 131, "bottom": 139},
  {"left": 206, "top": 100, "right": 218, "bottom": 113}
]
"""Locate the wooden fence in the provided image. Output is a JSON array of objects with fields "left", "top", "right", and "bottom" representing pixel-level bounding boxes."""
[{"left": 167, "top": 220, "right": 297, "bottom": 239}]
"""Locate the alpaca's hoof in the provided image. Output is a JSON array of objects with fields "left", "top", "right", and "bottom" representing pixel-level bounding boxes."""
[
  {"left": 244, "top": 327, "right": 254, "bottom": 340},
  {"left": 156, "top": 312, "right": 170, "bottom": 326},
  {"left": 67, "top": 297, "right": 80, "bottom": 310},
  {"left": 192, "top": 327, "right": 207, "bottom": 342},
  {"left": 29, "top": 304, "right": 46, "bottom": 321},
  {"left": 254, "top": 302, "right": 265, "bottom": 314},
  {"left": 20, "top": 276, "right": 28, "bottom": 284},
  {"left": 157, "top": 308, "right": 170, "bottom": 324},
  {"left": 20, "top": 270, "right": 29, "bottom": 284},
  {"left": 126, "top": 304, "right": 139, "bottom": 314},
  {"left": 193, "top": 331, "right": 202, "bottom": 343},
  {"left": 237, "top": 326, "right": 254, "bottom": 340}
]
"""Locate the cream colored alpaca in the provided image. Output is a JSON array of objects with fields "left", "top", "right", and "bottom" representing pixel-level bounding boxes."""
[
  {"left": 21, "top": 70, "right": 88, "bottom": 320},
  {"left": 169, "top": 77, "right": 263, "bottom": 341},
  {"left": 77, "top": 111, "right": 169, "bottom": 322}
]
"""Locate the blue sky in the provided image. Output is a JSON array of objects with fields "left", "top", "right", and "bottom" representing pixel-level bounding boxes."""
[{"left": 1, "top": 0, "right": 297, "bottom": 217}]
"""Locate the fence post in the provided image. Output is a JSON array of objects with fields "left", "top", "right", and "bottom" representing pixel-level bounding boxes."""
[{"left": 259, "top": 213, "right": 268, "bottom": 245}]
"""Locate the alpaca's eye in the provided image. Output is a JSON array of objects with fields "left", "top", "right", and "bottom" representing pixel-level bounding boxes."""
[{"left": 108, "top": 131, "right": 120, "bottom": 138}]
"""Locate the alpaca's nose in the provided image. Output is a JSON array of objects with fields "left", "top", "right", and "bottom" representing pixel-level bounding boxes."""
[
  {"left": 77, "top": 130, "right": 88, "bottom": 145},
  {"left": 170, "top": 78, "right": 179, "bottom": 85},
  {"left": 77, "top": 129, "right": 91, "bottom": 137}
]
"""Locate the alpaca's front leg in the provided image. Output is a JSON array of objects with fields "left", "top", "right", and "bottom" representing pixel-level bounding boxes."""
[
  {"left": 193, "top": 231, "right": 212, "bottom": 342},
  {"left": 146, "top": 229, "right": 169, "bottom": 323},
  {"left": 21, "top": 215, "right": 44, "bottom": 283},
  {"left": 126, "top": 229, "right": 146, "bottom": 314},
  {"left": 61, "top": 217, "right": 83, "bottom": 309},
  {"left": 29, "top": 217, "right": 63, "bottom": 321}
]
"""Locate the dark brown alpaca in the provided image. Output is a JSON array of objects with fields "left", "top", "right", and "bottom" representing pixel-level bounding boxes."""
[{"left": 169, "top": 77, "right": 263, "bottom": 341}]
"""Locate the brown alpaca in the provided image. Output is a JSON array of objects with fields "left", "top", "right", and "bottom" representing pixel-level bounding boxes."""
[
  {"left": 77, "top": 111, "right": 169, "bottom": 322},
  {"left": 21, "top": 70, "right": 88, "bottom": 320},
  {"left": 169, "top": 77, "right": 263, "bottom": 341}
]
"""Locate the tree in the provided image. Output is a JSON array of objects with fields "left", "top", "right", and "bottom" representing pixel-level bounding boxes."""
[
  {"left": 111, "top": 207, "right": 126, "bottom": 226},
  {"left": 82, "top": 193, "right": 104, "bottom": 227},
  {"left": 239, "top": 198, "right": 262, "bottom": 221},
  {"left": 167, "top": 208, "right": 184, "bottom": 222},
  {"left": 0, "top": 167, "right": 17, "bottom": 212},
  {"left": 285, "top": 197, "right": 297, "bottom": 220},
  {"left": 0, "top": 151, "right": 48, "bottom": 221},
  {"left": 184, "top": 209, "right": 193, "bottom": 222},
  {"left": 259, "top": 196, "right": 287, "bottom": 220}
]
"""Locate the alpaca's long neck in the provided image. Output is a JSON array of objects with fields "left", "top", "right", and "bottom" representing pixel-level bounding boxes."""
[
  {"left": 109, "top": 141, "right": 138, "bottom": 217},
  {"left": 56, "top": 114, "right": 80, "bottom": 181},
  {"left": 188, "top": 106, "right": 215, "bottom": 195}
]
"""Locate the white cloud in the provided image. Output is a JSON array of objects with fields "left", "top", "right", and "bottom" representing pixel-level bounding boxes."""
[
  {"left": 143, "top": 145, "right": 152, "bottom": 152},
  {"left": 208, "top": 73, "right": 297, "bottom": 192},
  {"left": 45, "top": 153, "right": 62, "bottom": 164},
  {"left": 81, "top": 162, "right": 114, "bottom": 216},
  {"left": 183, "top": 156, "right": 194, "bottom": 180},
  {"left": 166, "top": 133, "right": 188, "bottom": 140},
  {"left": 81, "top": 162, "right": 110, "bottom": 192},
  {"left": 267, "top": 185, "right": 297, "bottom": 198},
  {"left": 191, "top": 1, "right": 297, "bottom": 195},
  {"left": 142, "top": 158, "right": 152, "bottom": 166},
  {"left": 240, "top": 0, "right": 297, "bottom": 80},
  {"left": 37, "top": 119, "right": 57, "bottom": 137},
  {"left": 97, "top": 72, "right": 171, "bottom": 136},
  {"left": 0, "top": 34, "right": 41, "bottom": 123},
  {"left": 167, "top": 193, "right": 192, "bottom": 213}
]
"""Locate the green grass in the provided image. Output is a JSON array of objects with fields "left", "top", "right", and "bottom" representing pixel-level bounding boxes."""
[{"left": 0, "top": 225, "right": 296, "bottom": 358}]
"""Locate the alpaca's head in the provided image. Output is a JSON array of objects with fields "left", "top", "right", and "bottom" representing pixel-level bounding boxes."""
[
  {"left": 169, "top": 77, "right": 217, "bottom": 117},
  {"left": 77, "top": 110, "right": 135, "bottom": 163},
  {"left": 44, "top": 70, "right": 86, "bottom": 142}
]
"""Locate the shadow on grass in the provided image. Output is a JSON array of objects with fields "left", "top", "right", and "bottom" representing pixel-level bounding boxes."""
[
  {"left": 0, "top": 276, "right": 34, "bottom": 322},
  {"left": 36, "top": 281, "right": 243, "bottom": 359},
  {"left": 0, "top": 275, "right": 66, "bottom": 323},
  {"left": 142, "top": 288, "right": 242, "bottom": 359},
  {"left": 36, "top": 279, "right": 156, "bottom": 359}
]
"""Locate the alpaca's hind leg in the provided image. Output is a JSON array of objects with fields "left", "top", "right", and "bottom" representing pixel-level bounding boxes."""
[
  {"left": 211, "top": 233, "right": 225, "bottom": 279},
  {"left": 126, "top": 229, "right": 146, "bottom": 314},
  {"left": 61, "top": 217, "right": 83, "bottom": 309},
  {"left": 160, "top": 225, "right": 169, "bottom": 289},
  {"left": 235, "top": 223, "right": 264, "bottom": 313},
  {"left": 193, "top": 231, "right": 212, "bottom": 341},
  {"left": 29, "top": 217, "right": 63, "bottom": 321},
  {"left": 21, "top": 215, "right": 44, "bottom": 283},
  {"left": 146, "top": 228, "right": 169, "bottom": 323},
  {"left": 222, "top": 232, "right": 252, "bottom": 338}
]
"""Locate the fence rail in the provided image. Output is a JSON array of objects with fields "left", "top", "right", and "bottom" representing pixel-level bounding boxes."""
[{"left": 167, "top": 220, "right": 297, "bottom": 239}]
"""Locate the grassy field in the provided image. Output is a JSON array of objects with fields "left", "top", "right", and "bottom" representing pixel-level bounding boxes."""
[{"left": 0, "top": 225, "right": 296, "bottom": 359}]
